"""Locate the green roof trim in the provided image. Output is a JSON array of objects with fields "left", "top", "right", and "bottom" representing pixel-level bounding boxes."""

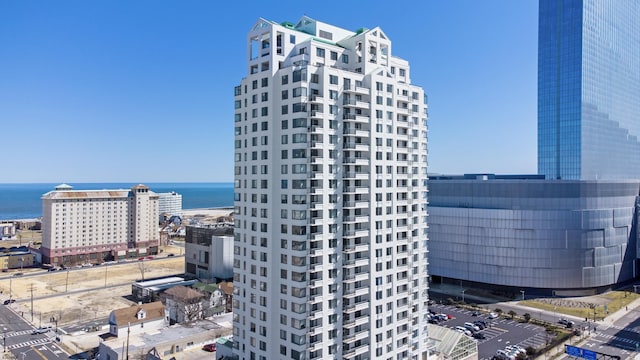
[
  {"left": 312, "top": 37, "right": 338, "bottom": 46},
  {"left": 281, "top": 21, "right": 295, "bottom": 29},
  {"left": 355, "top": 27, "right": 368, "bottom": 34}
]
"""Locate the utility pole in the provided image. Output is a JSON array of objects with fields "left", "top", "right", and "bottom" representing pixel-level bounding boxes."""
[
  {"left": 126, "top": 322, "right": 131, "bottom": 360},
  {"left": 30, "top": 284, "right": 34, "bottom": 322},
  {"left": 65, "top": 269, "right": 69, "bottom": 292}
]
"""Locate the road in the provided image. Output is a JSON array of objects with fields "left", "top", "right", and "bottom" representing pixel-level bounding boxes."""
[
  {"left": 574, "top": 308, "right": 640, "bottom": 360},
  {"left": 1, "top": 302, "right": 67, "bottom": 360}
]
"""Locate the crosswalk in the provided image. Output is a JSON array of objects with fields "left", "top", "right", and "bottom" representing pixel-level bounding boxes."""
[
  {"left": 592, "top": 332, "right": 640, "bottom": 350},
  {"left": 3, "top": 329, "right": 35, "bottom": 338},
  {"left": 5, "top": 337, "right": 51, "bottom": 350}
]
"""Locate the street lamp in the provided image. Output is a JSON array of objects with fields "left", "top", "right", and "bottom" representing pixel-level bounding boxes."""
[
  {"left": 520, "top": 290, "right": 525, "bottom": 301},
  {"left": 461, "top": 289, "right": 466, "bottom": 303}
]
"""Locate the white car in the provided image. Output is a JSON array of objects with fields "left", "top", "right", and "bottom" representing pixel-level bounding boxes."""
[
  {"left": 506, "top": 345, "right": 526, "bottom": 355},
  {"left": 487, "top": 312, "right": 498, "bottom": 319}
]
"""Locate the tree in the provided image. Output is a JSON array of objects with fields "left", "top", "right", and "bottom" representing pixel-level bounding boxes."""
[
  {"left": 525, "top": 346, "right": 536, "bottom": 357},
  {"left": 494, "top": 308, "right": 503, "bottom": 314},
  {"left": 137, "top": 261, "right": 146, "bottom": 281},
  {"left": 508, "top": 310, "right": 517, "bottom": 319},
  {"left": 523, "top": 313, "right": 531, "bottom": 322}
]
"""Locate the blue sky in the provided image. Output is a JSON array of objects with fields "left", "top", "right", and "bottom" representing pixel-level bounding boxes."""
[{"left": 0, "top": 1, "right": 538, "bottom": 183}]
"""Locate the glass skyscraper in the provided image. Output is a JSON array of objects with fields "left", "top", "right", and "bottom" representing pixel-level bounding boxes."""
[{"left": 538, "top": 0, "right": 640, "bottom": 180}]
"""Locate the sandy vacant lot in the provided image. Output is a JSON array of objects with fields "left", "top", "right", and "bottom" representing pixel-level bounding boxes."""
[{"left": 0, "top": 255, "right": 185, "bottom": 325}]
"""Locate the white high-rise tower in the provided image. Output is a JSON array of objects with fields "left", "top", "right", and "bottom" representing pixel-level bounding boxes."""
[{"left": 233, "top": 16, "right": 429, "bottom": 360}]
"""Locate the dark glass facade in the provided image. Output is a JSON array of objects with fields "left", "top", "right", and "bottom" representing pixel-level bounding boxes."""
[{"left": 538, "top": 0, "right": 640, "bottom": 180}]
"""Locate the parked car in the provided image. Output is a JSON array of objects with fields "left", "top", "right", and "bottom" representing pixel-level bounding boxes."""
[
  {"left": 471, "top": 310, "right": 482, "bottom": 316},
  {"left": 464, "top": 322, "right": 480, "bottom": 332},
  {"left": 487, "top": 312, "right": 498, "bottom": 319},
  {"left": 507, "top": 345, "right": 526, "bottom": 355},
  {"left": 455, "top": 326, "right": 472, "bottom": 336},
  {"left": 473, "top": 332, "right": 486, "bottom": 339},
  {"left": 473, "top": 320, "right": 486, "bottom": 329},
  {"left": 496, "top": 349, "right": 515, "bottom": 360},
  {"left": 167, "top": 253, "right": 175, "bottom": 257},
  {"left": 12, "top": 272, "right": 23, "bottom": 277},
  {"left": 202, "top": 343, "right": 216, "bottom": 352},
  {"left": 3, "top": 299, "right": 16, "bottom": 305}
]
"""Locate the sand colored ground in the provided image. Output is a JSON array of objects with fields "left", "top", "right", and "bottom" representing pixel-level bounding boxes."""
[{"left": 0, "top": 253, "right": 185, "bottom": 326}]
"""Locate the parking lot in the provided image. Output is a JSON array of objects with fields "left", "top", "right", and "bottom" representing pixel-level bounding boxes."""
[{"left": 429, "top": 303, "right": 553, "bottom": 359}]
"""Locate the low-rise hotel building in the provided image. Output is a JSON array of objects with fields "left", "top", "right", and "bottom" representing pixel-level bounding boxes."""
[{"left": 41, "top": 184, "right": 159, "bottom": 266}]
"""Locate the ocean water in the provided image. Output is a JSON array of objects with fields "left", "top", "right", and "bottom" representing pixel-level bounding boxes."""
[{"left": 0, "top": 183, "right": 234, "bottom": 220}]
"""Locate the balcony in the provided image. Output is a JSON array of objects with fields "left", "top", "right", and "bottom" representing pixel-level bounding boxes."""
[
  {"left": 342, "top": 314, "right": 370, "bottom": 329},
  {"left": 290, "top": 53, "right": 309, "bottom": 66},
  {"left": 343, "top": 281, "right": 369, "bottom": 294},
  {"left": 309, "top": 201, "right": 323, "bottom": 209},
  {"left": 344, "top": 257, "right": 369, "bottom": 267},
  {"left": 344, "top": 86, "right": 370, "bottom": 96},
  {"left": 310, "top": 110, "right": 324, "bottom": 118},
  {"left": 309, "top": 94, "right": 324, "bottom": 103}
]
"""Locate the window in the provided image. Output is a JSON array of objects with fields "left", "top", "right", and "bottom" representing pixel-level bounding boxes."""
[
  {"left": 290, "top": 34, "right": 295, "bottom": 43},
  {"left": 292, "top": 103, "right": 306, "bottom": 113},
  {"left": 281, "top": 105, "right": 288, "bottom": 115},
  {"left": 292, "top": 149, "right": 306, "bottom": 158},
  {"left": 292, "top": 180, "right": 306, "bottom": 189},
  {"left": 329, "top": 75, "right": 338, "bottom": 85},
  {"left": 261, "top": 78, "right": 268, "bottom": 87},
  {"left": 292, "top": 87, "right": 307, "bottom": 97},
  {"left": 292, "top": 164, "right": 307, "bottom": 173},
  {"left": 281, "top": 90, "right": 288, "bottom": 100},
  {"left": 330, "top": 51, "right": 338, "bottom": 60},
  {"left": 319, "top": 30, "right": 332, "bottom": 40},
  {"left": 292, "top": 69, "right": 305, "bottom": 82},
  {"left": 292, "top": 118, "right": 307, "bottom": 128},
  {"left": 292, "top": 133, "right": 307, "bottom": 143},
  {"left": 341, "top": 54, "right": 348, "bottom": 63},
  {"left": 282, "top": 75, "right": 288, "bottom": 85},
  {"left": 316, "top": 48, "right": 325, "bottom": 57}
]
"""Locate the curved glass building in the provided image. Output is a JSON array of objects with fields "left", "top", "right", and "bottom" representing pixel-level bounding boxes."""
[{"left": 428, "top": 175, "right": 639, "bottom": 293}]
